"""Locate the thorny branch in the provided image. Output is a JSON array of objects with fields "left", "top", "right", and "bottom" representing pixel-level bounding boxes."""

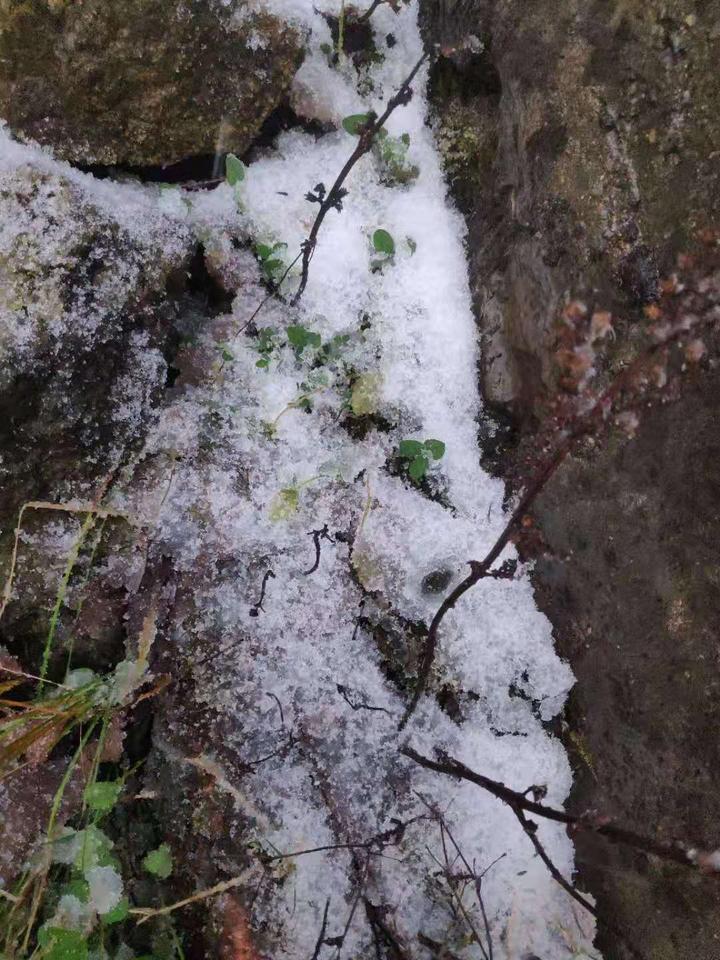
[
  {"left": 400, "top": 295, "right": 720, "bottom": 728},
  {"left": 291, "top": 51, "right": 428, "bottom": 304}
]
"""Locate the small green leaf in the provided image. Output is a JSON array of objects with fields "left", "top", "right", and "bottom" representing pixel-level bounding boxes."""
[
  {"left": 262, "top": 258, "right": 285, "bottom": 278},
  {"left": 84, "top": 780, "right": 122, "bottom": 814},
  {"left": 409, "top": 456, "right": 428, "bottom": 481},
  {"left": 342, "top": 113, "right": 371, "bottom": 135},
  {"left": 63, "top": 878, "right": 90, "bottom": 903},
  {"left": 225, "top": 153, "right": 246, "bottom": 187},
  {"left": 372, "top": 229, "right": 395, "bottom": 256},
  {"left": 143, "top": 843, "right": 173, "bottom": 879},
  {"left": 101, "top": 896, "right": 130, "bottom": 925},
  {"left": 256, "top": 358, "right": 270, "bottom": 369},
  {"left": 400, "top": 133, "right": 411, "bottom": 146},
  {"left": 287, "top": 325, "right": 322, "bottom": 355},
  {"left": 37, "top": 929, "right": 88, "bottom": 960},
  {"left": 398, "top": 439, "right": 423, "bottom": 458},
  {"left": 269, "top": 487, "right": 300, "bottom": 522},
  {"left": 255, "top": 243, "right": 273, "bottom": 261},
  {"left": 221, "top": 347, "right": 234, "bottom": 363},
  {"left": 424, "top": 439, "right": 446, "bottom": 460}
]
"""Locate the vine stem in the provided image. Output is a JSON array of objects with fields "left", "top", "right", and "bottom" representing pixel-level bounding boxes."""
[{"left": 291, "top": 51, "right": 428, "bottom": 305}]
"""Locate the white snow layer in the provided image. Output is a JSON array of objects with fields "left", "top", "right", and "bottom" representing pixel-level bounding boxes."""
[{"left": 0, "top": 1, "right": 597, "bottom": 957}]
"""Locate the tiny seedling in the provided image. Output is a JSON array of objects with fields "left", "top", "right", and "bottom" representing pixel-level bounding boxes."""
[
  {"left": 375, "top": 130, "right": 419, "bottom": 185},
  {"left": 254, "top": 327, "right": 279, "bottom": 370},
  {"left": 287, "top": 324, "right": 322, "bottom": 358},
  {"left": 256, "top": 241, "right": 289, "bottom": 285},
  {"left": 225, "top": 153, "right": 246, "bottom": 187},
  {"left": 397, "top": 438, "right": 446, "bottom": 482},
  {"left": 371, "top": 228, "right": 395, "bottom": 272}
]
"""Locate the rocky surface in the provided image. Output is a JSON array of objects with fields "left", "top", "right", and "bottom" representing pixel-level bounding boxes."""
[
  {"left": 0, "top": 0, "right": 303, "bottom": 166},
  {"left": 423, "top": 0, "right": 720, "bottom": 956}
]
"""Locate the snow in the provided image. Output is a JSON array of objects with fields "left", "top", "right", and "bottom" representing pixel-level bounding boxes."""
[{"left": 0, "top": 1, "right": 596, "bottom": 957}]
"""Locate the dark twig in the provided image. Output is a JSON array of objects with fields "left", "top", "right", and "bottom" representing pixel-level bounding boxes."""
[
  {"left": 404, "top": 748, "right": 674, "bottom": 960},
  {"left": 304, "top": 525, "right": 335, "bottom": 575},
  {"left": 513, "top": 808, "right": 596, "bottom": 918},
  {"left": 311, "top": 898, "right": 331, "bottom": 960},
  {"left": 336, "top": 683, "right": 392, "bottom": 715},
  {"left": 357, "top": 0, "right": 385, "bottom": 23},
  {"left": 401, "top": 746, "right": 708, "bottom": 870},
  {"left": 249, "top": 569, "right": 275, "bottom": 617},
  {"left": 291, "top": 51, "right": 428, "bottom": 305},
  {"left": 399, "top": 306, "right": 720, "bottom": 728}
]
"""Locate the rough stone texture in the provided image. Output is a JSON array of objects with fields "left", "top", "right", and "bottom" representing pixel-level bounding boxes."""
[
  {"left": 422, "top": 1, "right": 720, "bottom": 956},
  {"left": 425, "top": 0, "right": 720, "bottom": 417},
  {"left": 0, "top": 154, "right": 195, "bottom": 670},
  {"left": 0, "top": 0, "right": 303, "bottom": 166}
]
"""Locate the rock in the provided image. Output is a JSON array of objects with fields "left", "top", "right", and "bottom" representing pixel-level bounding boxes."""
[
  {"left": 0, "top": 0, "right": 304, "bottom": 166},
  {"left": 0, "top": 133, "right": 194, "bottom": 668},
  {"left": 424, "top": 0, "right": 720, "bottom": 415},
  {"left": 423, "top": 0, "right": 720, "bottom": 955}
]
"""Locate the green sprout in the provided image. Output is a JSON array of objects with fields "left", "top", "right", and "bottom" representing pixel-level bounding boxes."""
[{"left": 397, "top": 438, "right": 446, "bottom": 482}]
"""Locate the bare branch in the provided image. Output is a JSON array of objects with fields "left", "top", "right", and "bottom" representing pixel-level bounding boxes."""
[
  {"left": 400, "top": 298, "right": 720, "bottom": 727},
  {"left": 291, "top": 52, "right": 428, "bottom": 304}
]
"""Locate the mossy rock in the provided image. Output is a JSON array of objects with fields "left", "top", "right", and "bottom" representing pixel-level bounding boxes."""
[{"left": 0, "top": 0, "right": 304, "bottom": 165}]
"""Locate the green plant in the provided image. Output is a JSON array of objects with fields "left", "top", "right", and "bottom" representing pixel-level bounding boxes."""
[
  {"left": 287, "top": 324, "right": 322, "bottom": 358},
  {"left": 397, "top": 438, "right": 446, "bottom": 482},
  {"left": 225, "top": 154, "right": 246, "bottom": 187},
  {"left": 342, "top": 113, "right": 373, "bottom": 136},
  {"left": 374, "top": 130, "right": 419, "bottom": 185},
  {"left": 255, "top": 241, "right": 289, "bottom": 285},
  {"left": 254, "top": 327, "right": 279, "bottom": 370}
]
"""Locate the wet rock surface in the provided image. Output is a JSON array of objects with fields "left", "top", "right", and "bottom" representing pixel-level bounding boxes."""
[
  {"left": 423, "top": 0, "right": 720, "bottom": 956},
  {"left": 0, "top": 0, "right": 304, "bottom": 166}
]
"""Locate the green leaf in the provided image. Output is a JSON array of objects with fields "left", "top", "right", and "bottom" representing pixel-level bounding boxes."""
[
  {"left": 400, "top": 133, "right": 411, "bottom": 146},
  {"left": 63, "top": 878, "right": 90, "bottom": 903},
  {"left": 101, "top": 896, "right": 130, "bottom": 925},
  {"left": 287, "top": 325, "right": 322, "bottom": 355},
  {"left": 256, "top": 358, "right": 270, "bottom": 369},
  {"left": 372, "top": 229, "right": 395, "bottom": 256},
  {"left": 398, "top": 439, "right": 423, "bottom": 458},
  {"left": 262, "top": 258, "right": 285, "bottom": 279},
  {"left": 37, "top": 929, "right": 88, "bottom": 960},
  {"left": 269, "top": 487, "right": 300, "bottom": 522},
  {"left": 143, "top": 843, "right": 173, "bottom": 879},
  {"left": 424, "top": 439, "right": 446, "bottom": 460},
  {"left": 409, "top": 456, "right": 428, "bottom": 481},
  {"left": 225, "top": 153, "right": 246, "bottom": 187},
  {"left": 221, "top": 347, "right": 234, "bottom": 363},
  {"left": 255, "top": 243, "right": 273, "bottom": 261},
  {"left": 84, "top": 779, "right": 123, "bottom": 813},
  {"left": 342, "top": 113, "right": 371, "bottom": 135}
]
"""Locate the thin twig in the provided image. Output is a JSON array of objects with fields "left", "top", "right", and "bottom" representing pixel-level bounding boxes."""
[
  {"left": 399, "top": 306, "right": 720, "bottom": 727},
  {"left": 311, "top": 898, "right": 331, "bottom": 960},
  {"left": 291, "top": 52, "right": 428, "bottom": 304},
  {"left": 401, "top": 746, "right": 707, "bottom": 869},
  {"left": 130, "top": 871, "right": 252, "bottom": 925}
]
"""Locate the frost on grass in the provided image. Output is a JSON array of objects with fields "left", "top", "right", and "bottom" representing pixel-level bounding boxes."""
[{"left": 0, "top": 2, "right": 594, "bottom": 957}]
